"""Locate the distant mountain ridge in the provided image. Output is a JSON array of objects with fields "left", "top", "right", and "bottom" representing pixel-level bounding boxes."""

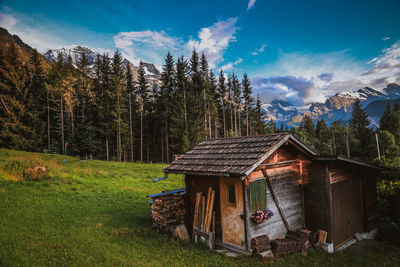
[
  {"left": 263, "top": 83, "right": 400, "bottom": 127},
  {"left": 0, "top": 27, "right": 161, "bottom": 84},
  {"left": 44, "top": 46, "right": 161, "bottom": 84}
]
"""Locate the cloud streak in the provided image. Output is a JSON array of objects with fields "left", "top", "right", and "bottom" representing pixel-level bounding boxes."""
[
  {"left": 220, "top": 58, "right": 243, "bottom": 71},
  {"left": 247, "top": 0, "right": 256, "bottom": 10},
  {"left": 251, "top": 44, "right": 266, "bottom": 55}
]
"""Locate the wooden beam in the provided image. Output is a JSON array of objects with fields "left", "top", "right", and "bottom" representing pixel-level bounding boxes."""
[
  {"left": 259, "top": 160, "right": 301, "bottom": 168},
  {"left": 324, "top": 165, "right": 334, "bottom": 244},
  {"left": 242, "top": 178, "right": 251, "bottom": 251},
  {"left": 192, "top": 192, "right": 202, "bottom": 239},
  {"left": 299, "top": 161, "right": 306, "bottom": 228},
  {"left": 262, "top": 169, "right": 291, "bottom": 231},
  {"left": 204, "top": 187, "right": 212, "bottom": 231},
  {"left": 200, "top": 196, "right": 206, "bottom": 231}
]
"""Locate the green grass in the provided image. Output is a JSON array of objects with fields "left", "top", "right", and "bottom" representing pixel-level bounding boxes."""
[{"left": 0, "top": 148, "right": 399, "bottom": 266}]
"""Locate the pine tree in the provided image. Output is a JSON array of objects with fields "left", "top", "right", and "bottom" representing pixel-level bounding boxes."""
[
  {"left": 200, "top": 53, "right": 209, "bottom": 138},
  {"left": 75, "top": 51, "right": 95, "bottom": 157},
  {"left": 315, "top": 119, "right": 332, "bottom": 155},
  {"left": 267, "top": 119, "right": 277, "bottom": 133},
  {"left": 232, "top": 73, "right": 241, "bottom": 136},
  {"left": 27, "top": 49, "right": 47, "bottom": 151},
  {"left": 379, "top": 102, "right": 394, "bottom": 133},
  {"left": 217, "top": 70, "right": 227, "bottom": 137},
  {"left": 252, "top": 96, "right": 267, "bottom": 135},
  {"left": 208, "top": 70, "right": 218, "bottom": 138},
  {"left": 170, "top": 56, "right": 190, "bottom": 154},
  {"left": 137, "top": 61, "right": 149, "bottom": 162},
  {"left": 350, "top": 99, "right": 373, "bottom": 158},
  {"left": 126, "top": 64, "right": 136, "bottom": 162},
  {"left": 303, "top": 115, "right": 315, "bottom": 137},
  {"left": 242, "top": 73, "right": 252, "bottom": 136},
  {"left": 111, "top": 50, "right": 126, "bottom": 162},
  {"left": 187, "top": 50, "right": 204, "bottom": 147},
  {"left": 160, "top": 52, "right": 175, "bottom": 162}
]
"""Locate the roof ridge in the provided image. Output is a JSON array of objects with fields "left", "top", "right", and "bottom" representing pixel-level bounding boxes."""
[{"left": 201, "top": 132, "right": 289, "bottom": 142}]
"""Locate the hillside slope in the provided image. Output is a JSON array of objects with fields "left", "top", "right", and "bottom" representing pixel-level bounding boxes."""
[{"left": 0, "top": 27, "right": 51, "bottom": 69}]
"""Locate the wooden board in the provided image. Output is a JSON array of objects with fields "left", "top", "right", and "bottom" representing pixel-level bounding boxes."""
[
  {"left": 331, "top": 177, "right": 363, "bottom": 247},
  {"left": 185, "top": 175, "right": 221, "bottom": 239},
  {"left": 219, "top": 176, "right": 245, "bottom": 248}
]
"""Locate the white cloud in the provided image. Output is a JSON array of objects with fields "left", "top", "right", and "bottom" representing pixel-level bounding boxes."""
[
  {"left": 113, "top": 30, "right": 182, "bottom": 65},
  {"left": 247, "top": 0, "right": 257, "bottom": 10},
  {"left": 0, "top": 13, "right": 17, "bottom": 29},
  {"left": 373, "top": 41, "right": 400, "bottom": 65},
  {"left": 220, "top": 58, "right": 243, "bottom": 71},
  {"left": 0, "top": 12, "right": 86, "bottom": 53},
  {"left": 251, "top": 44, "right": 267, "bottom": 55},
  {"left": 253, "top": 42, "right": 400, "bottom": 105},
  {"left": 382, "top": 36, "right": 390, "bottom": 41},
  {"left": 0, "top": 12, "right": 65, "bottom": 53},
  {"left": 186, "top": 17, "right": 238, "bottom": 68}
]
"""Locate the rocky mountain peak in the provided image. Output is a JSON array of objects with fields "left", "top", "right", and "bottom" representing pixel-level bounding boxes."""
[{"left": 43, "top": 46, "right": 161, "bottom": 84}]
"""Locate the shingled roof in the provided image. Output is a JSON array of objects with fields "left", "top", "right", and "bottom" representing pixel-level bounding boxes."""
[{"left": 164, "top": 133, "right": 316, "bottom": 176}]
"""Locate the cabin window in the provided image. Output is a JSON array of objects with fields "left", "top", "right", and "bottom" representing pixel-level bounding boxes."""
[
  {"left": 249, "top": 179, "right": 266, "bottom": 212},
  {"left": 228, "top": 184, "right": 236, "bottom": 204}
]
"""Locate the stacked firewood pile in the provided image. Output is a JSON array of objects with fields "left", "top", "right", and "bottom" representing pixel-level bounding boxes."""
[
  {"left": 150, "top": 191, "right": 186, "bottom": 232},
  {"left": 251, "top": 235, "right": 271, "bottom": 255},
  {"left": 271, "top": 230, "right": 311, "bottom": 257},
  {"left": 252, "top": 230, "right": 319, "bottom": 258}
]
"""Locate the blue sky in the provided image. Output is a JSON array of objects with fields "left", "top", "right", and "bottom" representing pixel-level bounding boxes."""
[{"left": 1, "top": 0, "right": 400, "bottom": 105}]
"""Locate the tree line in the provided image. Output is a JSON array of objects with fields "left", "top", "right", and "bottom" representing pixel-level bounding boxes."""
[
  {"left": 2, "top": 42, "right": 400, "bottom": 164},
  {"left": 0, "top": 43, "right": 269, "bottom": 163}
]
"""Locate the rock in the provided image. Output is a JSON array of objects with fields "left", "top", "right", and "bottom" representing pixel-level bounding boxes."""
[
  {"left": 173, "top": 224, "right": 189, "bottom": 242},
  {"left": 354, "top": 232, "right": 364, "bottom": 241}
]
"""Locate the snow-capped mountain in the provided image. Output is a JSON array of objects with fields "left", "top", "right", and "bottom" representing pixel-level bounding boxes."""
[
  {"left": 263, "top": 83, "right": 400, "bottom": 127},
  {"left": 262, "top": 100, "right": 299, "bottom": 124},
  {"left": 336, "top": 87, "right": 385, "bottom": 106},
  {"left": 44, "top": 46, "right": 161, "bottom": 84}
]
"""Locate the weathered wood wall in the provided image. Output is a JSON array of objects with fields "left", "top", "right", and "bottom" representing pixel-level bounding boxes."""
[
  {"left": 303, "top": 162, "right": 330, "bottom": 240},
  {"left": 249, "top": 166, "right": 304, "bottom": 240},
  {"left": 248, "top": 144, "right": 309, "bottom": 241}
]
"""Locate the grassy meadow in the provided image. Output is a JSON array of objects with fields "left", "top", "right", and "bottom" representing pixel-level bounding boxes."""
[{"left": 0, "top": 148, "right": 399, "bottom": 266}]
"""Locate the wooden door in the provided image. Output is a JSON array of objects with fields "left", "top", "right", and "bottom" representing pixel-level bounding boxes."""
[
  {"left": 332, "top": 177, "right": 363, "bottom": 247},
  {"left": 219, "top": 176, "right": 245, "bottom": 248}
]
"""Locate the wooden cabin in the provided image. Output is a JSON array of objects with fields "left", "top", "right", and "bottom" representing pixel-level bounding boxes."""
[{"left": 164, "top": 133, "right": 382, "bottom": 254}]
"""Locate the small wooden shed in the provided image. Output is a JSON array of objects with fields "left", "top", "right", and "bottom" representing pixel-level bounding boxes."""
[{"left": 164, "top": 133, "right": 382, "bottom": 253}]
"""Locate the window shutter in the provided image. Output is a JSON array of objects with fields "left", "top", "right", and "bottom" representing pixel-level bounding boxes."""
[
  {"left": 228, "top": 184, "right": 236, "bottom": 204},
  {"left": 249, "top": 179, "right": 266, "bottom": 212}
]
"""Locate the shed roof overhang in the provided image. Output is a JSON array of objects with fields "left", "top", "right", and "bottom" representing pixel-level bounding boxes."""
[{"left": 314, "top": 155, "right": 385, "bottom": 171}]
